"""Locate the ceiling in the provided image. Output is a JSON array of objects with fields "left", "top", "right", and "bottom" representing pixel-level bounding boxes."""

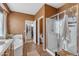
[
  {"left": 7, "top": 3, "right": 65, "bottom": 15},
  {"left": 47, "top": 3, "right": 65, "bottom": 8}
]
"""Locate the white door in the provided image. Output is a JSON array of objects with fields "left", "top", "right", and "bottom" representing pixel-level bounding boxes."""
[{"left": 33, "top": 20, "right": 36, "bottom": 44}]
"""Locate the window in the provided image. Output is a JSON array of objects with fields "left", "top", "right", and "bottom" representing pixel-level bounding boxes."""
[{"left": 0, "top": 11, "right": 4, "bottom": 37}]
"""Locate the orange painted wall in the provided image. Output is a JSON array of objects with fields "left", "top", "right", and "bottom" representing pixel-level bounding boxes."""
[{"left": 7, "top": 12, "right": 34, "bottom": 34}]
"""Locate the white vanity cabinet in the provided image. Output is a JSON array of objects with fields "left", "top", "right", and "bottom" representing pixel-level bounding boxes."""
[
  {"left": 12, "top": 34, "right": 23, "bottom": 56},
  {"left": 0, "top": 39, "right": 14, "bottom": 56}
]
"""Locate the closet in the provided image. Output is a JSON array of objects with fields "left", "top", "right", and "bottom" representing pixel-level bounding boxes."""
[{"left": 46, "top": 5, "right": 78, "bottom": 55}]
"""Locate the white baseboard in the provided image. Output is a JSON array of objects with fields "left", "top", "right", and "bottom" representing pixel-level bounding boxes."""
[{"left": 46, "top": 48, "right": 55, "bottom": 56}]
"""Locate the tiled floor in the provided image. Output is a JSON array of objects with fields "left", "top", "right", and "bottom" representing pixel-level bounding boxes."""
[{"left": 23, "top": 41, "right": 51, "bottom": 56}]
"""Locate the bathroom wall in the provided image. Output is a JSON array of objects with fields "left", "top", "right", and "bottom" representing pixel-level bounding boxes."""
[
  {"left": 35, "top": 4, "right": 45, "bottom": 44},
  {"left": 7, "top": 12, "right": 34, "bottom": 34},
  {"left": 45, "top": 4, "right": 57, "bottom": 17}
]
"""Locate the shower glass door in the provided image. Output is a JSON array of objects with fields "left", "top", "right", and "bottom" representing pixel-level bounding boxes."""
[
  {"left": 46, "top": 16, "right": 59, "bottom": 53},
  {"left": 66, "top": 5, "right": 78, "bottom": 55}
]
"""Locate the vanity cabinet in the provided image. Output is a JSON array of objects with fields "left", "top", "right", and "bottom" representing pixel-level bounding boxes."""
[{"left": 4, "top": 43, "right": 14, "bottom": 56}]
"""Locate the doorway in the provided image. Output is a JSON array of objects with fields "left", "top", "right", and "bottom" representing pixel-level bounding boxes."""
[
  {"left": 25, "top": 20, "right": 36, "bottom": 44},
  {"left": 25, "top": 20, "right": 34, "bottom": 43}
]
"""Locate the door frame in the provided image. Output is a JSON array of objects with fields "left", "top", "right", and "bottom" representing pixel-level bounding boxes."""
[
  {"left": 38, "top": 16, "right": 45, "bottom": 50},
  {"left": 33, "top": 20, "right": 36, "bottom": 44}
]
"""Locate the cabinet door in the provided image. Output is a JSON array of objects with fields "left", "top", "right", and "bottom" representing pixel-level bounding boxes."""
[
  {"left": 4, "top": 47, "right": 10, "bottom": 56},
  {"left": 4, "top": 43, "right": 14, "bottom": 56},
  {"left": 10, "top": 43, "right": 14, "bottom": 56}
]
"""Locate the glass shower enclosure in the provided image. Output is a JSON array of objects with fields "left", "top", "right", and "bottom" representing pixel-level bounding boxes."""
[{"left": 46, "top": 5, "right": 78, "bottom": 55}]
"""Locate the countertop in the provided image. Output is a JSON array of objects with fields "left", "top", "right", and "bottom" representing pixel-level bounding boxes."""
[{"left": 0, "top": 39, "right": 13, "bottom": 56}]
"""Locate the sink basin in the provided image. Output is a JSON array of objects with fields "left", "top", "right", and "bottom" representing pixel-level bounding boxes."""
[
  {"left": 0, "top": 41, "right": 5, "bottom": 45},
  {"left": 0, "top": 40, "right": 7, "bottom": 46}
]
